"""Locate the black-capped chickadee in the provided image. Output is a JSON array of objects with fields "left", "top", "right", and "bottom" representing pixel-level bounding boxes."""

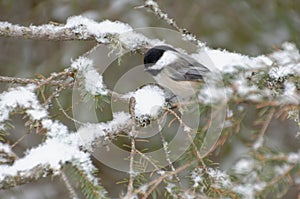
[{"left": 144, "top": 45, "right": 210, "bottom": 98}]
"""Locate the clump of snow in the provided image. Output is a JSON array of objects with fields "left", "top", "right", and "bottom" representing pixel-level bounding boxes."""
[
  {"left": 280, "top": 81, "right": 300, "bottom": 104},
  {"left": 0, "top": 137, "right": 79, "bottom": 178},
  {"left": 184, "top": 126, "right": 191, "bottom": 132},
  {"left": 287, "top": 151, "right": 300, "bottom": 163},
  {"left": 0, "top": 142, "right": 15, "bottom": 167},
  {"left": 233, "top": 78, "right": 261, "bottom": 102},
  {"left": 233, "top": 158, "right": 255, "bottom": 174},
  {"left": 0, "top": 85, "right": 48, "bottom": 129},
  {"left": 206, "top": 167, "right": 232, "bottom": 188},
  {"left": 131, "top": 85, "right": 166, "bottom": 118},
  {"left": 190, "top": 168, "right": 204, "bottom": 188},
  {"left": 274, "top": 164, "right": 291, "bottom": 175},
  {"left": 233, "top": 182, "right": 266, "bottom": 199},
  {"left": 42, "top": 119, "right": 69, "bottom": 139},
  {"left": 190, "top": 167, "right": 232, "bottom": 190},
  {"left": 269, "top": 42, "right": 300, "bottom": 66},
  {"left": 268, "top": 43, "right": 300, "bottom": 80},
  {"left": 165, "top": 182, "right": 176, "bottom": 194},
  {"left": 0, "top": 142, "right": 12, "bottom": 154},
  {"left": 71, "top": 56, "right": 107, "bottom": 95},
  {"left": 201, "top": 48, "right": 255, "bottom": 73},
  {"left": 144, "top": 0, "right": 159, "bottom": 7},
  {"left": 66, "top": 16, "right": 132, "bottom": 42},
  {"left": 71, "top": 56, "right": 93, "bottom": 71},
  {"left": 119, "top": 31, "right": 161, "bottom": 50},
  {"left": 77, "top": 112, "right": 131, "bottom": 148},
  {"left": 252, "top": 136, "right": 264, "bottom": 150}
]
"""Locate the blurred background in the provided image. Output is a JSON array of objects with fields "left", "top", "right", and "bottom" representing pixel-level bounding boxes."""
[{"left": 0, "top": 0, "right": 299, "bottom": 198}]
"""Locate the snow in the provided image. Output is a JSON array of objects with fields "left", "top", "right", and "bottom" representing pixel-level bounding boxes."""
[
  {"left": 71, "top": 56, "right": 107, "bottom": 95},
  {"left": 41, "top": 119, "right": 70, "bottom": 138},
  {"left": 197, "top": 46, "right": 274, "bottom": 73},
  {"left": 184, "top": 126, "right": 191, "bottom": 132},
  {"left": 165, "top": 182, "right": 176, "bottom": 194},
  {"left": 77, "top": 112, "right": 131, "bottom": 148},
  {"left": 233, "top": 158, "right": 254, "bottom": 174},
  {"left": 287, "top": 151, "right": 300, "bottom": 163},
  {"left": 252, "top": 136, "right": 264, "bottom": 150},
  {"left": 233, "top": 79, "right": 259, "bottom": 98},
  {"left": 268, "top": 43, "right": 299, "bottom": 80},
  {"left": 0, "top": 142, "right": 12, "bottom": 154},
  {"left": 144, "top": 0, "right": 158, "bottom": 7},
  {"left": 191, "top": 167, "right": 232, "bottom": 190},
  {"left": 269, "top": 42, "right": 300, "bottom": 66},
  {"left": 280, "top": 81, "right": 300, "bottom": 104},
  {"left": 0, "top": 118, "right": 99, "bottom": 184},
  {"left": 131, "top": 85, "right": 166, "bottom": 118},
  {"left": 119, "top": 31, "right": 161, "bottom": 50},
  {"left": 0, "top": 85, "right": 48, "bottom": 128},
  {"left": 66, "top": 16, "right": 132, "bottom": 42},
  {"left": 206, "top": 167, "right": 232, "bottom": 188},
  {"left": 226, "top": 108, "right": 233, "bottom": 118},
  {"left": 193, "top": 42, "right": 300, "bottom": 105},
  {"left": 191, "top": 168, "right": 204, "bottom": 188},
  {"left": 0, "top": 138, "right": 76, "bottom": 178},
  {"left": 232, "top": 183, "right": 266, "bottom": 199},
  {"left": 83, "top": 69, "right": 107, "bottom": 95},
  {"left": 274, "top": 164, "right": 290, "bottom": 175},
  {"left": 71, "top": 56, "right": 93, "bottom": 70},
  {"left": 0, "top": 137, "right": 89, "bottom": 180}
]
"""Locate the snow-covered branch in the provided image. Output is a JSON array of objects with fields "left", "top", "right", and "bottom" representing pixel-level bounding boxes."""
[
  {"left": 0, "top": 84, "right": 130, "bottom": 193},
  {"left": 0, "top": 17, "right": 129, "bottom": 42},
  {"left": 0, "top": 164, "right": 52, "bottom": 189},
  {"left": 0, "top": 16, "right": 159, "bottom": 53},
  {"left": 0, "top": 0, "right": 299, "bottom": 197}
]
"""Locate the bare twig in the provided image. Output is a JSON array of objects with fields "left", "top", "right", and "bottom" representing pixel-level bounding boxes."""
[
  {"left": 0, "top": 75, "right": 71, "bottom": 87},
  {"left": 123, "top": 97, "right": 138, "bottom": 199},
  {"left": 11, "top": 129, "right": 31, "bottom": 149},
  {"left": 137, "top": 162, "right": 192, "bottom": 198},
  {"left": 139, "top": 0, "right": 203, "bottom": 46},
  {"left": 158, "top": 130, "right": 180, "bottom": 182},
  {"left": 253, "top": 107, "right": 275, "bottom": 149},
  {"left": 164, "top": 108, "right": 207, "bottom": 166},
  {"left": 263, "top": 165, "right": 295, "bottom": 190},
  {"left": 55, "top": 97, "right": 84, "bottom": 125}
]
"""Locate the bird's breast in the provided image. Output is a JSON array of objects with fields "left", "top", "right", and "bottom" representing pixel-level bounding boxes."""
[{"left": 154, "top": 72, "right": 200, "bottom": 98}]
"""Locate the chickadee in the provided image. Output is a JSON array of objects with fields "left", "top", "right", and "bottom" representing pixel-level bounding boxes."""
[{"left": 144, "top": 45, "right": 210, "bottom": 98}]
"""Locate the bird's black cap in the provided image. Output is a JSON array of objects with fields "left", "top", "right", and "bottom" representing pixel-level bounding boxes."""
[{"left": 143, "top": 45, "right": 177, "bottom": 68}]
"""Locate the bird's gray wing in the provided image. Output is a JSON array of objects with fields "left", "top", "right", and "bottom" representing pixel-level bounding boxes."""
[{"left": 166, "top": 52, "right": 210, "bottom": 81}]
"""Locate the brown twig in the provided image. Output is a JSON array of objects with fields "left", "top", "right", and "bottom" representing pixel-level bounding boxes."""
[
  {"left": 164, "top": 108, "right": 206, "bottom": 165},
  {"left": 138, "top": 0, "right": 203, "bottom": 46},
  {"left": 123, "top": 97, "right": 137, "bottom": 199},
  {"left": 253, "top": 107, "right": 275, "bottom": 149},
  {"left": 0, "top": 75, "right": 71, "bottom": 87},
  {"left": 137, "top": 162, "right": 192, "bottom": 198}
]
